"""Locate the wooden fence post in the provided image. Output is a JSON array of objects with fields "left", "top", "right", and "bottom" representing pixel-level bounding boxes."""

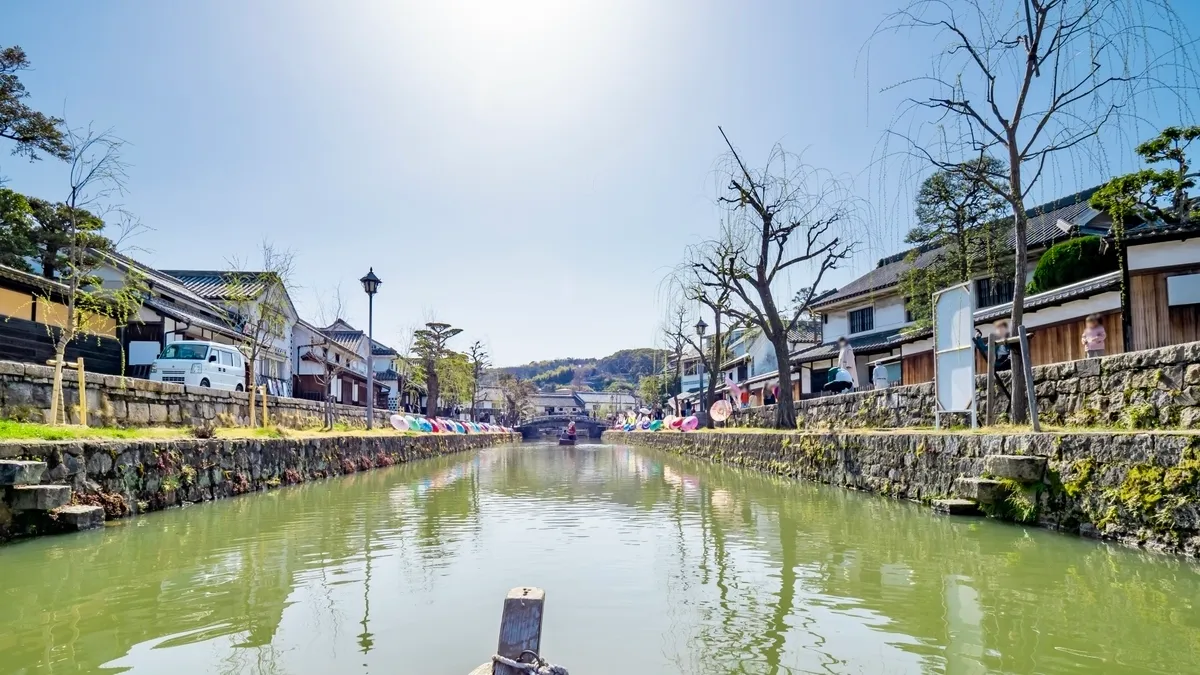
[
  {"left": 1018, "top": 326, "right": 1040, "bottom": 432},
  {"left": 261, "top": 385, "right": 269, "bottom": 427},
  {"left": 985, "top": 335, "right": 996, "bottom": 426},
  {"left": 76, "top": 357, "right": 87, "bottom": 427}
]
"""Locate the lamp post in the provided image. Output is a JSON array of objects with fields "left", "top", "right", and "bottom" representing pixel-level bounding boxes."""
[
  {"left": 695, "top": 317, "right": 708, "bottom": 417},
  {"left": 360, "top": 268, "right": 381, "bottom": 429}
]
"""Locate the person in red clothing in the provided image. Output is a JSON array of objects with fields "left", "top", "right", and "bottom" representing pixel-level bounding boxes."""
[{"left": 566, "top": 420, "right": 577, "bottom": 438}]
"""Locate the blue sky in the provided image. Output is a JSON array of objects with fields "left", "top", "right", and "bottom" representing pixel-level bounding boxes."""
[{"left": 4, "top": 1, "right": 1197, "bottom": 365}]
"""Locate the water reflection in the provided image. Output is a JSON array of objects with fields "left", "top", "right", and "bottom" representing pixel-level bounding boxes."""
[{"left": 0, "top": 442, "right": 1197, "bottom": 674}]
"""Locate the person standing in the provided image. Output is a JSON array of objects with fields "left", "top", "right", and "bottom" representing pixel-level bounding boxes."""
[
  {"left": 872, "top": 360, "right": 890, "bottom": 390},
  {"left": 1082, "top": 314, "right": 1107, "bottom": 358},
  {"left": 836, "top": 337, "right": 859, "bottom": 388}
]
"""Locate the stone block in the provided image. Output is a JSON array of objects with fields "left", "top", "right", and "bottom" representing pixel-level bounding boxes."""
[
  {"left": 149, "top": 403, "right": 169, "bottom": 424},
  {"left": 86, "top": 452, "right": 113, "bottom": 475},
  {"left": 127, "top": 402, "right": 151, "bottom": 425},
  {"left": 53, "top": 504, "right": 104, "bottom": 531},
  {"left": 931, "top": 498, "right": 981, "bottom": 516},
  {"left": 23, "top": 363, "right": 54, "bottom": 380},
  {"left": 985, "top": 455, "right": 1046, "bottom": 483},
  {"left": 954, "top": 477, "right": 1009, "bottom": 505},
  {"left": 0, "top": 460, "right": 46, "bottom": 486},
  {"left": 4, "top": 381, "right": 35, "bottom": 406},
  {"left": 9, "top": 484, "right": 71, "bottom": 511},
  {"left": 0, "top": 361, "right": 24, "bottom": 376}
]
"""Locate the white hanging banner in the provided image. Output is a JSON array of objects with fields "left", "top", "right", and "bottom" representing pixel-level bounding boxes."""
[{"left": 932, "top": 282, "right": 977, "bottom": 428}]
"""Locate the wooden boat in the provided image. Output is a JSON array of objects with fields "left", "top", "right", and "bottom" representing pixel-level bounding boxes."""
[
  {"left": 470, "top": 587, "right": 566, "bottom": 675},
  {"left": 558, "top": 434, "right": 576, "bottom": 446}
]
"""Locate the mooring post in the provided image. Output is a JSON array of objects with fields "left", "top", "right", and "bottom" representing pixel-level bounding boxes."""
[{"left": 1018, "top": 326, "right": 1040, "bottom": 432}]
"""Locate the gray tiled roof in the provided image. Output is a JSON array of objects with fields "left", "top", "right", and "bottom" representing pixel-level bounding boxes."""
[
  {"left": 973, "top": 271, "right": 1121, "bottom": 322},
  {"left": 791, "top": 327, "right": 907, "bottom": 365},
  {"left": 142, "top": 296, "right": 244, "bottom": 340},
  {"left": 813, "top": 187, "right": 1104, "bottom": 310},
  {"left": 160, "top": 270, "right": 272, "bottom": 300}
]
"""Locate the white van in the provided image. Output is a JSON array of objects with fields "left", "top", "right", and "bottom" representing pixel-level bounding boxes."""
[{"left": 149, "top": 341, "right": 246, "bottom": 391}]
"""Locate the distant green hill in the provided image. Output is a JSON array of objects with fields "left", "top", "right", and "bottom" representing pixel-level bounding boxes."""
[{"left": 495, "top": 348, "right": 669, "bottom": 392}]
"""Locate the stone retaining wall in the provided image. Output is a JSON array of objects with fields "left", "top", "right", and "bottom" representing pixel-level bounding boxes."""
[
  {"left": 732, "top": 341, "right": 1200, "bottom": 430},
  {"left": 0, "top": 431, "right": 519, "bottom": 541},
  {"left": 604, "top": 429, "right": 1200, "bottom": 557},
  {"left": 0, "top": 360, "right": 391, "bottom": 429}
]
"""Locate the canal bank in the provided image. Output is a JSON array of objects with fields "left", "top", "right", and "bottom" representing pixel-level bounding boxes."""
[
  {"left": 604, "top": 429, "right": 1200, "bottom": 557},
  {"left": 1, "top": 431, "right": 519, "bottom": 541}
]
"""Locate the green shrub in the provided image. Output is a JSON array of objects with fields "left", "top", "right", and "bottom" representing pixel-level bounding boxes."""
[{"left": 1028, "top": 235, "right": 1118, "bottom": 295}]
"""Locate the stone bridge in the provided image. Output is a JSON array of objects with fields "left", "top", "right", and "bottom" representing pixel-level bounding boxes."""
[{"left": 516, "top": 415, "right": 610, "bottom": 439}]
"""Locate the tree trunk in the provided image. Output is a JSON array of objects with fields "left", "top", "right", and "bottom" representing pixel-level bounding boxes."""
[
  {"left": 50, "top": 346, "right": 67, "bottom": 425},
  {"left": 426, "top": 365, "right": 439, "bottom": 417},
  {"left": 248, "top": 357, "right": 257, "bottom": 427},
  {"left": 1007, "top": 157, "right": 1029, "bottom": 424},
  {"left": 771, "top": 337, "right": 797, "bottom": 429}
]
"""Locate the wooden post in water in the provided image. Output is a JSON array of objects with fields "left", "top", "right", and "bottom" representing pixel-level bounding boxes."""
[{"left": 471, "top": 586, "right": 546, "bottom": 675}]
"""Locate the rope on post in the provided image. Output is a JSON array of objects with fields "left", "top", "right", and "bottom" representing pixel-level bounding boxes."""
[{"left": 492, "top": 651, "right": 569, "bottom": 675}]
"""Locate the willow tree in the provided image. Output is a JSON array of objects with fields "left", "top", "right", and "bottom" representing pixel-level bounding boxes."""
[
  {"left": 43, "top": 128, "right": 144, "bottom": 424},
  {"left": 658, "top": 302, "right": 689, "bottom": 416},
  {"left": 876, "top": 0, "right": 1197, "bottom": 422},
  {"left": 716, "top": 128, "right": 858, "bottom": 429},
  {"left": 682, "top": 236, "right": 738, "bottom": 427},
  {"left": 497, "top": 373, "right": 536, "bottom": 424}
]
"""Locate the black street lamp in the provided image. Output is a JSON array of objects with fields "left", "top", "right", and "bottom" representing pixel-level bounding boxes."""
[
  {"left": 695, "top": 317, "right": 708, "bottom": 417},
  {"left": 360, "top": 268, "right": 382, "bottom": 429}
]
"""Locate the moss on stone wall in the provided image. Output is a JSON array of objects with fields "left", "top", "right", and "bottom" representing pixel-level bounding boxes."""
[{"left": 606, "top": 430, "right": 1200, "bottom": 557}]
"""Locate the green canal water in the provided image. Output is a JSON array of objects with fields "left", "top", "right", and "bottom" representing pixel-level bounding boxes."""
[{"left": 2, "top": 441, "right": 1199, "bottom": 674}]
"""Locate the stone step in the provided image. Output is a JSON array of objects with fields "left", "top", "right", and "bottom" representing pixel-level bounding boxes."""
[
  {"left": 985, "top": 455, "right": 1047, "bottom": 483},
  {"left": 954, "top": 477, "right": 1010, "bottom": 505},
  {"left": 52, "top": 504, "right": 105, "bottom": 531},
  {"left": 0, "top": 460, "right": 47, "bottom": 486},
  {"left": 932, "top": 498, "right": 981, "bottom": 516},
  {"left": 8, "top": 484, "right": 71, "bottom": 511}
]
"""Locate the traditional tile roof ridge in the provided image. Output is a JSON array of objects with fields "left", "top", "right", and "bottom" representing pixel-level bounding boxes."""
[
  {"left": 160, "top": 269, "right": 274, "bottom": 301},
  {"left": 0, "top": 262, "right": 65, "bottom": 295}
]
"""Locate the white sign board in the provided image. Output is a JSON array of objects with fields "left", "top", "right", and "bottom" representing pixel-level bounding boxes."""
[{"left": 932, "top": 282, "right": 977, "bottom": 428}]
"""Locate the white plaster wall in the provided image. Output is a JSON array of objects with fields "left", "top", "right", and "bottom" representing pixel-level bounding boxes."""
[
  {"left": 902, "top": 338, "right": 934, "bottom": 356},
  {"left": 874, "top": 296, "right": 908, "bottom": 332},
  {"left": 824, "top": 312, "right": 849, "bottom": 342},
  {"left": 1019, "top": 292, "right": 1120, "bottom": 328},
  {"left": 749, "top": 334, "right": 777, "bottom": 377},
  {"left": 1129, "top": 239, "right": 1200, "bottom": 271}
]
